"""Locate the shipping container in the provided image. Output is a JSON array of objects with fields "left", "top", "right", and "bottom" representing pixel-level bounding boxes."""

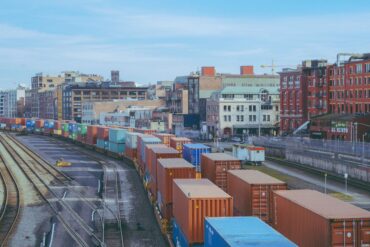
[
  {"left": 26, "top": 119, "right": 36, "bottom": 128},
  {"left": 97, "top": 126, "right": 109, "bottom": 140},
  {"left": 227, "top": 170, "right": 287, "bottom": 223},
  {"left": 126, "top": 132, "right": 141, "bottom": 149},
  {"left": 183, "top": 144, "right": 211, "bottom": 172},
  {"left": 86, "top": 125, "right": 98, "bottom": 145},
  {"left": 173, "top": 179, "right": 233, "bottom": 245},
  {"left": 153, "top": 133, "right": 175, "bottom": 147},
  {"left": 204, "top": 217, "right": 297, "bottom": 247},
  {"left": 232, "top": 144, "right": 265, "bottom": 164},
  {"left": 140, "top": 136, "right": 161, "bottom": 169},
  {"left": 172, "top": 218, "right": 204, "bottom": 247},
  {"left": 144, "top": 144, "right": 167, "bottom": 178},
  {"left": 108, "top": 142, "right": 125, "bottom": 154},
  {"left": 96, "top": 139, "right": 109, "bottom": 150},
  {"left": 273, "top": 189, "right": 370, "bottom": 247},
  {"left": 137, "top": 134, "right": 152, "bottom": 170},
  {"left": 148, "top": 147, "right": 181, "bottom": 200},
  {"left": 157, "top": 158, "right": 196, "bottom": 220},
  {"left": 35, "top": 119, "right": 44, "bottom": 129},
  {"left": 201, "top": 153, "right": 241, "bottom": 191},
  {"left": 54, "top": 121, "right": 62, "bottom": 130},
  {"left": 135, "top": 128, "right": 157, "bottom": 135},
  {"left": 124, "top": 147, "right": 137, "bottom": 160},
  {"left": 109, "top": 128, "right": 127, "bottom": 143},
  {"left": 170, "top": 137, "right": 191, "bottom": 153}
]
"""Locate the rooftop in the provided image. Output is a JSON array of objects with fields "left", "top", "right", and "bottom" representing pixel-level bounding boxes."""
[
  {"left": 229, "top": 170, "right": 285, "bottom": 185},
  {"left": 151, "top": 147, "right": 179, "bottom": 154},
  {"left": 275, "top": 190, "right": 370, "bottom": 219},
  {"left": 174, "top": 179, "right": 231, "bottom": 198},
  {"left": 158, "top": 158, "right": 194, "bottom": 168},
  {"left": 221, "top": 86, "right": 279, "bottom": 95},
  {"left": 202, "top": 153, "right": 239, "bottom": 161}
]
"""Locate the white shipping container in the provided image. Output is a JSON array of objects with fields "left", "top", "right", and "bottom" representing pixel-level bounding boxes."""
[{"left": 126, "top": 132, "right": 141, "bottom": 149}]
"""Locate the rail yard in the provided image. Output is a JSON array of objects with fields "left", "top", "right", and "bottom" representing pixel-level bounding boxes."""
[{"left": 0, "top": 118, "right": 369, "bottom": 247}]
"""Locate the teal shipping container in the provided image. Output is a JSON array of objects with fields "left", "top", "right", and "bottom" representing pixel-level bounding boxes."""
[
  {"left": 108, "top": 142, "right": 125, "bottom": 153},
  {"left": 97, "top": 139, "right": 109, "bottom": 150},
  {"left": 204, "top": 217, "right": 297, "bottom": 247},
  {"left": 109, "top": 128, "right": 127, "bottom": 143}
]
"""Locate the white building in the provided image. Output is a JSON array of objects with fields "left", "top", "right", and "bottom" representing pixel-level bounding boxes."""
[
  {"left": 99, "top": 106, "right": 153, "bottom": 128},
  {"left": 206, "top": 86, "right": 280, "bottom": 138},
  {"left": 0, "top": 85, "right": 26, "bottom": 117}
]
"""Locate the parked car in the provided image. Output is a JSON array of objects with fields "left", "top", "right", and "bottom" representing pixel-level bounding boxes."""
[{"left": 231, "top": 136, "right": 241, "bottom": 142}]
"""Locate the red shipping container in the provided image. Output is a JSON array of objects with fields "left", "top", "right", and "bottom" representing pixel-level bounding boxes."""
[
  {"left": 97, "top": 126, "right": 109, "bottom": 140},
  {"left": 201, "top": 153, "right": 241, "bottom": 191},
  {"left": 169, "top": 137, "right": 191, "bottom": 153},
  {"left": 36, "top": 119, "right": 44, "bottom": 128},
  {"left": 157, "top": 158, "right": 196, "bottom": 220},
  {"left": 273, "top": 190, "right": 370, "bottom": 247},
  {"left": 19, "top": 118, "right": 26, "bottom": 125},
  {"left": 227, "top": 170, "right": 287, "bottom": 222},
  {"left": 153, "top": 133, "right": 175, "bottom": 147},
  {"left": 136, "top": 134, "right": 152, "bottom": 171},
  {"left": 148, "top": 147, "right": 181, "bottom": 200},
  {"left": 54, "top": 121, "right": 62, "bottom": 130},
  {"left": 86, "top": 125, "right": 98, "bottom": 145},
  {"left": 124, "top": 147, "right": 137, "bottom": 160},
  {"left": 173, "top": 179, "right": 233, "bottom": 245},
  {"left": 144, "top": 144, "right": 167, "bottom": 173}
]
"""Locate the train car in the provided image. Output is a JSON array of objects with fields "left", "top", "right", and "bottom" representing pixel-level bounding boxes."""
[{"left": 232, "top": 144, "right": 265, "bottom": 165}]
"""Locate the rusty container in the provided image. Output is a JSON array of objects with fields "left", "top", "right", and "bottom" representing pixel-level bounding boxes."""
[
  {"left": 144, "top": 144, "right": 167, "bottom": 175},
  {"left": 135, "top": 128, "right": 157, "bottom": 135},
  {"left": 157, "top": 158, "right": 196, "bottom": 220},
  {"left": 97, "top": 126, "right": 109, "bottom": 140},
  {"left": 86, "top": 125, "right": 98, "bottom": 145},
  {"left": 124, "top": 147, "right": 137, "bottom": 160},
  {"left": 201, "top": 153, "right": 241, "bottom": 191},
  {"left": 173, "top": 179, "right": 233, "bottom": 245},
  {"left": 273, "top": 189, "right": 370, "bottom": 247},
  {"left": 153, "top": 133, "right": 175, "bottom": 147},
  {"left": 148, "top": 147, "right": 181, "bottom": 199},
  {"left": 54, "top": 121, "right": 62, "bottom": 130},
  {"left": 227, "top": 170, "right": 287, "bottom": 223},
  {"left": 170, "top": 137, "right": 191, "bottom": 153}
]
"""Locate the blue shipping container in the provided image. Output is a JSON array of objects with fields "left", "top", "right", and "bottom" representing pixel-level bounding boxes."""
[
  {"left": 172, "top": 219, "right": 203, "bottom": 247},
  {"left": 26, "top": 119, "right": 35, "bottom": 128},
  {"left": 109, "top": 128, "right": 127, "bottom": 143},
  {"left": 108, "top": 142, "right": 125, "bottom": 153},
  {"left": 68, "top": 123, "right": 77, "bottom": 133},
  {"left": 183, "top": 143, "right": 211, "bottom": 172},
  {"left": 204, "top": 217, "right": 297, "bottom": 247}
]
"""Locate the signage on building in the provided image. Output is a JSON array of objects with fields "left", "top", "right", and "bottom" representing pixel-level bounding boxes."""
[{"left": 331, "top": 121, "right": 348, "bottom": 133}]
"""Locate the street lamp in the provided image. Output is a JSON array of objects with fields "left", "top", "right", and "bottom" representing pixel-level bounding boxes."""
[
  {"left": 324, "top": 173, "right": 327, "bottom": 194},
  {"left": 344, "top": 173, "right": 348, "bottom": 194}
]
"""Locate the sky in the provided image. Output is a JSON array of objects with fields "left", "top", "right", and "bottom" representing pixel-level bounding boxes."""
[{"left": 1, "top": 0, "right": 370, "bottom": 89}]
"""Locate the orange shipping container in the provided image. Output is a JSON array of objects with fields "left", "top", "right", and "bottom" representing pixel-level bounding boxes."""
[
  {"left": 124, "top": 147, "right": 137, "bottom": 160},
  {"left": 136, "top": 134, "right": 151, "bottom": 171},
  {"left": 144, "top": 144, "right": 167, "bottom": 175},
  {"left": 157, "top": 158, "right": 196, "bottom": 220},
  {"left": 97, "top": 126, "right": 109, "bottom": 140},
  {"left": 153, "top": 133, "right": 175, "bottom": 147},
  {"left": 173, "top": 179, "right": 233, "bottom": 244},
  {"left": 148, "top": 147, "right": 181, "bottom": 199},
  {"left": 201, "top": 153, "right": 241, "bottom": 191},
  {"left": 273, "top": 189, "right": 370, "bottom": 247},
  {"left": 86, "top": 125, "right": 98, "bottom": 145},
  {"left": 54, "top": 121, "right": 62, "bottom": 130},
  {"left": 170, "top": 137, "right": 191, "bottom": 153},
  {"left": 227, "top": 170, "right": 287, "bottom": 222}
]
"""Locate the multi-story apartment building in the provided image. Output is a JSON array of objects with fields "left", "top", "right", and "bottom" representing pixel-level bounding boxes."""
[
  {"left": 0, "top": 85, "right": 26, "bottom": 118},
  {"left": 38, "top": 89, "right": 57, "bottom": 119},
  {"left": 63, "top": 82, "right": 148, "bottom": 122},
  {"left": 279, "top": 60, "right": 328, "bottom": 133},
  {"left": 206, "top": 86, "right": 280, "bottom": 138},
  {"left": 328, "top": 55, "right": 370, "bottom": 114}
]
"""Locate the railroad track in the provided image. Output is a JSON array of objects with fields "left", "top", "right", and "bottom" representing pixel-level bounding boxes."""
[
  {"left": 0, "top": 133, "right": 104, "bottom": 247},
  {"left": 0, "top": 154, "right": 21, "bottom": 246},
  {"left": 19, "top": 135, "right": 125, "bottom": 247}
]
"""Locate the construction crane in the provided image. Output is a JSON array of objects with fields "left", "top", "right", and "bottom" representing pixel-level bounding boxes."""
[{"left": 260, "top": 60, "right": 296, "bottom": 75}]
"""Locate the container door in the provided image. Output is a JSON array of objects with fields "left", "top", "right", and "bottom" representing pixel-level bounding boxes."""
[
  {"left": 358, "top": 219, "right": 370, "bottom": 247},
  {"left": 252, "top": 185, "right": 268, "bottom": 222},
  {"left": 331, "top": 220, "right": 356, "bottom": 247},
  {"left": 268, "top": 184, "right": 287, "bottom": 223}
]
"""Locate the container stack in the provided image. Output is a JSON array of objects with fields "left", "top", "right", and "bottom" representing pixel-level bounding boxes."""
[
  {"left": 273, "top": 189, "right": 370, "bottom": 247},
  {"left": 153, "top": 133, "right": 175, "bottom": 147},
  {"left": 26, "top": 119, "right": 36, "bottom": 132},
  {"left": 62, "top": 122, "right": 69, "bottom": 137},
  {"left": 201, "top": 153, "right": 241, "bottom": 191},
  {"left": 86, "top": 125, "right": 98, "bottom": 145},
  {"left": 183, "top": 143, "right": 211, "bottom": 172},
  {"left": 147, "top": 147, "right": 181, "bottom": 200},
  {"left": 53, "top": 121, "right": 62, "bottom": 135},
  {"left": 204, "top": 217, "right": 297, "bottom": 247},
  {"left": 169, "top": 137, "right": 191, "bottom": 154},
  {"left": 135, "top": 128, "right": 157, "bottom": 135},
  {"left": 137, "top": 135, "right": 161, "bottom": 172},
  {"left": 35, "top": 119, "right": 44, "bottom": 133},
  {"left": 144, "top": 144, "right": 167, "bottom": 178},
  {"left": 68, "top": 123, "right": 77, "bottom": 140},
  {"left": 108, "top": 128, "right": 127, "bottom": 154},
  {"left": 172, "top": 179, "right": 233, "bottom": 246},
  {"left": 227, "top": 170, "right": 287, "bottom": 222},
  {"left": 96, "top": 126, "right": 109, "bottom": 150},
  {"left": 157, "top": 158, "right": 196, "bottom": 221},
  {"left": 76, "top": 124, "right": 88, "bottom": 143},
  {"left": 43, "top": 120, "right": 55, "bottom": 135},
  {"left": 125, "top": 132, "right": 141, "bottom": 160}
]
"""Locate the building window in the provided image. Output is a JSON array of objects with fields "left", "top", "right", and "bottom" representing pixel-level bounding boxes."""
[
  {"left": 224, "top": 105, "right": 227, "bottom": 111},
  {"left": 237, "top": 115, "right": 240, "bottom": 122},
  {"left": 228, "top": 106, "right": 231, "bottom": 111},
  {"left": 240, "top": 115, "right": 244, "bottom": 122},
  {"left": 228, "top": 115, "right": 231, "bottom": 121},
  {"left": 366, "top": 64, "right": 370, "bottom": 73},
  {"left": 249, "top": 115, "right": 252, "bottom": 121},
  {"left": 224, "top": 115, "right": 227, "bottom": 121},
  {"left": 263, "top": 115, "right": 266, "bottom": 121},
  {"left": 356, "top": 64, "right": 362, "bottom": 74},
  {"left": 267, "top": 115, "right": 270, "bottom": 121},
  {"left": 253, "top": 115, "right": 256, "bottom": 122}
]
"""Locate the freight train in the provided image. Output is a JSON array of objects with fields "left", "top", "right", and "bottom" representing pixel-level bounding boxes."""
[{"left": 0, "top": 117, "right": 369, "bottom": 247}]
